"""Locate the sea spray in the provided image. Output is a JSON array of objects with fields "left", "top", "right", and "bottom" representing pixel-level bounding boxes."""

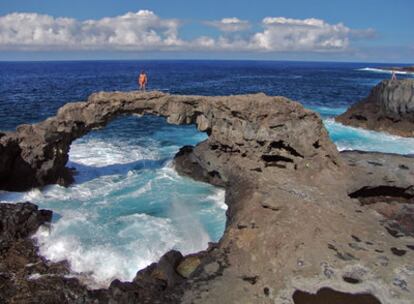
[
  {"left": 324, "top": 118, "right": 414, "bottom": 154},
  {"left": 0, "top": 116, "right": 226, "bottom": 288}
]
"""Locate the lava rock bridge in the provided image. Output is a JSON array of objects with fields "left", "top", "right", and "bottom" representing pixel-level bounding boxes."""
[
  {"left": 0, "top": 91, "right": 413, "bottom": 303},
  {"left": 0, "top": 91, "right": 337, "bottom": 191}
]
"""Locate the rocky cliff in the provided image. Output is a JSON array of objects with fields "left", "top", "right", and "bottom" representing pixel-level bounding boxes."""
[
  {"left": 336, "top": 79, "right": 414, "bottom": 137},
  {"left": 1, "top": 91, "right": 413, "bottom": 304}
]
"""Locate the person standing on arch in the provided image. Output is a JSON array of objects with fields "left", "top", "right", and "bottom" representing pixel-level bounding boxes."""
[
  {"left": 391, "top": 71, "right": 397, "bottom": 81},
  {"left": 138, "top": 70, "right": 148, "bottom": 91}
]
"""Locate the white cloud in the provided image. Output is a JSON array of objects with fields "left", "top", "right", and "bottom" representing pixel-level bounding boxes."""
[
  {"left": 204, "top": 18, "right": 250, "bottom": 32},
  {"left": 0, "top": 10, "right": 183, "bottom": 50},
  {"left": 0, "top": 11, "right": 374, "bottom": 53},
  {"left": 251, "top": 17, "right": 352, "bottom": 52}
]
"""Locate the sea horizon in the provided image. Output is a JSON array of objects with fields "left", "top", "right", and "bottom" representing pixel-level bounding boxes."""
[
  {"left": 1, "top": 58, "right": 413, "bottom": 65},
  {"left": 1, "top": 1, "right": 413, "bottom": 302}
]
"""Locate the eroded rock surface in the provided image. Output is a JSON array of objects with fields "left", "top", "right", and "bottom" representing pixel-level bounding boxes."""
[
  {"left": 336, "top": 79, "right": 414, "bottom": 137},
  {"left": 0, "top": 91, "right": 338, "bottom": 191},
  {"left": 1, "top": 91, "right": 413, "bottom": 303},
  {"left": 341, "top": 151, "right": 414, "bottom": 239}
]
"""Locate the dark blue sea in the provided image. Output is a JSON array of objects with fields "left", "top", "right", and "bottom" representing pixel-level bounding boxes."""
[{"left": 1, "top": 60, "right": 413, "bottom": 287}]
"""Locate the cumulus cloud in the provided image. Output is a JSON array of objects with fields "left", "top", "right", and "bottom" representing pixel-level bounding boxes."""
[
  {"left": 251, "top": 17, "right": 352, "bottom": 51},
  {"left": 204, "top": 18, "right": 250, "bottom": 32},
  {"left": 0, "top": 10, "right": 183, "bottom": 50},
  {"left": 0, "top": 11, "right": 374, "bottom": 53}
]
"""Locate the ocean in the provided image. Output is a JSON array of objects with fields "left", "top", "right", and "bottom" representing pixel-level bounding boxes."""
[{"left": 0, "top": 60, "right": 413, "bottom": 287}]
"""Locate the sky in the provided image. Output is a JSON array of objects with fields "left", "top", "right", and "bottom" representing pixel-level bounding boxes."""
[{"left": 0, "top": 0, "right": 413, "bottom": 62}]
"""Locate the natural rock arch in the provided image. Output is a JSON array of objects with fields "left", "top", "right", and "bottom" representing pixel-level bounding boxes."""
[
  {"left": 0, "top": 91, "right": 339, "bottom": 191},
  {"left": 1, "top": 90, "right": 414, "bottom": 303}
]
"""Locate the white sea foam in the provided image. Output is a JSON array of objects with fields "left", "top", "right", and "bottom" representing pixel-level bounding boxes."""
[
  {"left": 155, "top": 160, "right": 181, "bottom": 181},
  {"left": 34, "top": 211, "right": 186, "bottom": 288},
  {"left": 324, "top": 118, "right": 414, "bottom": 154},
  {"left": 69, "top": 137, "right": 158, "bottom": 167},
  {"left": 1, "top": 116, "right": 412, "bottom": 292},
  {"left": 167, "top": 198, "right": 212, "bottom": 255},
  {"left": 1, "top": 135, "right": 226, "bottom": 289},
  {"left": 357, "top": 67, "right": 414, "bottom": 76},
  {"left": 207, "top": 189, "right": 227, "bottom": 210}
]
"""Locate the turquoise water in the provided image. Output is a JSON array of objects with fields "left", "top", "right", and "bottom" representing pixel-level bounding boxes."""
[
  {"left": 1, "top": 116, "right": 226, "bottom": 287},
  {"left": 1, "top": 61, "right": 413, "bottom": 288},
  {"left": 325, "top": 119, "right": 414, "bottom": 154},
  {"left": 310, "top": 104, "right": 414, "bottom": 155}
]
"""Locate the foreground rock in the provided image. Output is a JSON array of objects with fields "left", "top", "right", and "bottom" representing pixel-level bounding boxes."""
[
  {"left": 0, "top": 202, "right": 52, "bottom": 250},
  {"left": 0, "top": 203, "right": 89, "bottom": 303},
  {"left": 341, "top": 151, "right": 414, "bottom": 238},
  {"left": 336, "top": 79, "right": 414, "bottom": 137},
  {"left": 0, "top": 203, "right": 193, "bottom": 303},
  {"left": 0, "top": 91, "right": 413, "bottom": 303}
]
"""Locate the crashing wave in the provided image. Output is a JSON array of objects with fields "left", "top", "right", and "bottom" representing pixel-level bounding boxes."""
[{"left": 357, "top": 67, "right": 414, "bottom": 75}]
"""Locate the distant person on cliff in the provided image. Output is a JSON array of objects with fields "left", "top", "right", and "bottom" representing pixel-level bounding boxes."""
[
  {"left": 391, "top": 71, "right": 397, "bottom": 81},
  {"left": 138, "top": 70, "right": 148, "bottom": 91}
]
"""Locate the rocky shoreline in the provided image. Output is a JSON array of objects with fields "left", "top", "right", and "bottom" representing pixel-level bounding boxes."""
[
  {"left": 1, "top": 91, "right": 414, "bottom": 303},
  {"left": 379, "top": 66, "right": 414, "bottom": 73},
  {"left": 336, "top": 79, "right": 414, "bottom": 137}
]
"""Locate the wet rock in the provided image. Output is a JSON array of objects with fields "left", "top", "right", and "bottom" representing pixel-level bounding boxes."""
[{"left": 0, "top": 202, "right": 52, "bottom": 252}]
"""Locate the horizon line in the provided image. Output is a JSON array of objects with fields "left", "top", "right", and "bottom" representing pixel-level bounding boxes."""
[{"left": 0, "top": 58, "right": 412, "bottom": 65}]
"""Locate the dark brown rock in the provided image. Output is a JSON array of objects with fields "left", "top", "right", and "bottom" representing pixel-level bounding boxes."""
[
  {"left": 336, "top": 79, "right": 414, "bottom": 137},
  {"left": 1, "top": 91, "right": 414, "bottom": 303},
  {"left": 0, "top": 202, "right": 52, "bottom": 252}
]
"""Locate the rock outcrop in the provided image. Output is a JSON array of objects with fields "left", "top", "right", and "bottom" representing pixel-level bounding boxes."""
[
  {"left": 379, "top": 66, "right": 414, "bottom": 73},
  {"left": 1, "top": 91, "right": 414, "bottom": 303},
  {"left": 0, "top": 202, "right": 191, "bottom": 303},
  {"left": 336, "top": 79, "right": 414, "bottom": 137},
  {"left": 0, "top": 91, "right": 339, "bottom": 191},
  {"left": 0, "top": 202, "right": 52, "bottom": 251},
  {"left": 341, "top": 151, "right": 414, "bottom": 238}
]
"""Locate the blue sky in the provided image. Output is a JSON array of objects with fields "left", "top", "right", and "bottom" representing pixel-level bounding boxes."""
[{"left": 0, "top": 0, "right": 413, "bottom": 62}]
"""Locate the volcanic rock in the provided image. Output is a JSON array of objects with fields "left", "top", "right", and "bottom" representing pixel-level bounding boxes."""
[
  {"left": 0, "top": 91, "right": 414, "bottom": 303},
  {"left": 336, "top": 79, "right": 414, "bottom": 137},
  {"left": 0, "top": 202, "right": 52, "bottom": 252},
  {"left": 0, "top": 91, "right": 339, "bottom": 191}
]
